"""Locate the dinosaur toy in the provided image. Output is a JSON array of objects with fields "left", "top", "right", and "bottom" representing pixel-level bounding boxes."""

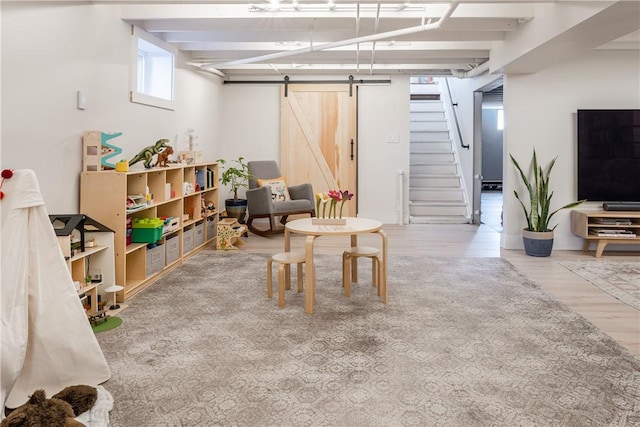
[
  {"left": 154, "top": 146, "right": 174, "bottom": 167},
  {"left": 129, "top": 139, "right": 170, "bottom": 169}
]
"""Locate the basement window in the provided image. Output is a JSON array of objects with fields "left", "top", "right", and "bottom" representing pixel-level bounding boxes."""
[{"left": 130, "top": 26, "right": 176, "bottom": 110}]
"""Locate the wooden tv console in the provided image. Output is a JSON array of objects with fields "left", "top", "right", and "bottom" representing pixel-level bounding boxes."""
[{"left": 571, "top": 209, "right": 640, "bottom": 257}]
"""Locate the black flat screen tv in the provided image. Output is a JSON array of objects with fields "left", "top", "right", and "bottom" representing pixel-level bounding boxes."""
[{"left": 577, "top": 109, "right": 640, "bottom": 202}]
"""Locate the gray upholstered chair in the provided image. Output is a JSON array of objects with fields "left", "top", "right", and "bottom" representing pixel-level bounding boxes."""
[{"left": 246, "top": 160, "right": 315, "bottom": 236}]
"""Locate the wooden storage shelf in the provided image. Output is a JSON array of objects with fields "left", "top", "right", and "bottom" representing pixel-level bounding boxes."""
[
  {"left": 125, "top": 242, "right": 146, "bottom": 255},
  {"left": 63, "top": 233, "right": 115, "bottom": 316},
  {"left": 571, "top": 209, "right": 640, "bottom": 258},
  {"left": 78, "top": 282, "right": 101, "bottom": 295},
  {"left": 50, "top": 213, "right": 117, "bottom": 318},
  {"left": 81, "top": 162, "right": 219, "bottom": 302}
]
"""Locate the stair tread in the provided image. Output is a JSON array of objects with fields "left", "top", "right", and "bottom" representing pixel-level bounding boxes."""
[
  {"left": 410, "top": 145, "right": 454, "bottom": 147},
  {"left": 410, "top": 161, "right": 457, "bottom": 166},
  {"left": 410, "top": 187, "right": 463, "bottom": 191},
  {"left": 409, "top": 215, "right": 471, "bottom": 224},
  {"left": 410, "top": 183, "right": 463, "bottom": 187},
  {"left": 409, "top": 182, "right": 462, "bottom": 191},
  {"left": 410, "top": 141, "right": 453, "bottom": 145},
  {"left": 409, "top": 139, "right": 453, "bottom": 142},
  {"left": 410, "top": 151, "right": 455, "bottom": 154},
  {"left": 409, "top": 200, "right": 467, "bottom": 206},
  {"left": 410, "top": 173, "right": 461, "bottom": 177}
]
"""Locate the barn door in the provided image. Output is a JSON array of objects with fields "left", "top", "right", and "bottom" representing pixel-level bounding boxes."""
[{"left": 280, "top": 84, "right": 358, "bottom": 216}]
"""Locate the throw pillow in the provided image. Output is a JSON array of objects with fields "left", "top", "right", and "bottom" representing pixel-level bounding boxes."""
[{"left": 257, "top": 176, "right": 291, "bottom": 201}]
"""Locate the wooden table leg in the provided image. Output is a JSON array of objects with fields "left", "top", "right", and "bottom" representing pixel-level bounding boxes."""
[
  {"left": 304, "top": 235, "right": 317, "bottom": 314},
  {"left": 595, "top": 240, "right": 608, "bottom": 258},
  {"left": 350, "top": 234, "right": 358, "bottom": 282},
  {"left": 343, "top": 253, "right": 352, "bottom": 297},
  {"left": 284, "top": 228, "right": 291, "bottom": 287},
  {"left": 376, "top": 229, "right": 388, "bottom": 304}
]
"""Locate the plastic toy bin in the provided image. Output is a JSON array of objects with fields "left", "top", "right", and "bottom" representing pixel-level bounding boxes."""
[{"left": 132, "top": 218, "right": 164, "bottom": 243}]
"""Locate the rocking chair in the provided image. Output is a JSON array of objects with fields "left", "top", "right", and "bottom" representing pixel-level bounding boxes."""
[{"left": 245, "top": 160, "right": 315, "bottom": 236}]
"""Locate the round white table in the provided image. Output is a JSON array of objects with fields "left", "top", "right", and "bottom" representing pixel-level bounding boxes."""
[{"left": 285, "top": 217, "right": 388, "bottom": 314}]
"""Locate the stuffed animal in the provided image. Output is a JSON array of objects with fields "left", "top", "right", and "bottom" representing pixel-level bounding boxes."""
[{"left": 2, "top": 385, "right": 97, "bottom": 427}]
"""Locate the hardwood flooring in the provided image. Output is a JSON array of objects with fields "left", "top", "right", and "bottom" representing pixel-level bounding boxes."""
[{"left": 230, "top": 199, "right": 639, "bottom": 358}]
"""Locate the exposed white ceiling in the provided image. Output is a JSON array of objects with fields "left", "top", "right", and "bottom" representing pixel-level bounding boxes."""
[{"left": 115, "top": 1, "right": 640, "bottom": 78}]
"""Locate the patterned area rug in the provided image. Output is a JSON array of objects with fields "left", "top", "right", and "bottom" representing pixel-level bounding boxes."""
[
  {"left": 97, "top": 253, "right": 640, "bottom": 427},
  {"left": 559, "top": 260, "right": 640, "bottom": 310}
]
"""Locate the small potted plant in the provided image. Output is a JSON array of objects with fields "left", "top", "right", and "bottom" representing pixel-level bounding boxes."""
[
  {"left": 510, "top": 148, "right": 585, "bottom": 256},
  {"left": 216, "top": 156, "right": 253, "bottom": 221}
]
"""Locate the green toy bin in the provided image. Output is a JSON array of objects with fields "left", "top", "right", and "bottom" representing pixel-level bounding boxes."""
[{"left": 131, "top": 218, "right": 164, "bottom": 243}]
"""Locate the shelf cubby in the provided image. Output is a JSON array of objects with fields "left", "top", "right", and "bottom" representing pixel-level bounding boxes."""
[{"left": 147, "top": 170, "right": 166, "bottom": 204}]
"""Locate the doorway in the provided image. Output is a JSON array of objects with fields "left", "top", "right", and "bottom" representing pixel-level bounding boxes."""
[{"left": 474, "top": 81, "right": 504, "bottom": 232}]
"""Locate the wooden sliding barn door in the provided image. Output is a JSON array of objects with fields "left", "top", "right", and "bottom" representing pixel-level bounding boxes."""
[{"left": 280, "top": 84, "right": 358, "bottom": 216}]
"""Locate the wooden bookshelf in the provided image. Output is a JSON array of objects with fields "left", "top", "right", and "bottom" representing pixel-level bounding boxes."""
[{"left": 80, "top": 163, "right": 219, "bottom": 302}]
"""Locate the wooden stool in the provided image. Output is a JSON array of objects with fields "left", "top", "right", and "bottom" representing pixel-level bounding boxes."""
[
  {"left": 267, "top": 251, "right": 305, "bottom": 307},
  {"left": 217, "top": 218, "right": 248, "bottom": 250},
  {"left": 342, "top": 246, "right": 381, "bottom": 298}
]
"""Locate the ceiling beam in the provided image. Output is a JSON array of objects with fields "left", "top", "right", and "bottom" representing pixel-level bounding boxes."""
[
  {"left": 202, "top": 1, "right": 460, "bottom": 68},
  {"left": 492, "top": 1, "right": 640, "bottom": 74},
  {"left": 122, "top": 3, "right": 533, "bottom": 21}
]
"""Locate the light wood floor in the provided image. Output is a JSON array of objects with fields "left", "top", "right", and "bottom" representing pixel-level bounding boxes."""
[{"left": 231, "top": 216, "right": 639, "bottom": 358}]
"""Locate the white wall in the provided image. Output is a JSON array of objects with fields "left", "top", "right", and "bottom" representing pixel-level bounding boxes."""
[
  {"left": 502, "top": 49, "right": 640, "bottom": 250},
  {"left": 218, "top": 84, "right": 281, "bottom": 202},
  {"left": 1, "top": 3, "right": 221, "bottom": 213},
  {"left": 219, "top": 77, "right": 411, "bottom": 224}
]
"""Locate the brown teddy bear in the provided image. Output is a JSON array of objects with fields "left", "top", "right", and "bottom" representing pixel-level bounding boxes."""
[{"left": 2, "top": 385, "right": 97, "bottom": 427}]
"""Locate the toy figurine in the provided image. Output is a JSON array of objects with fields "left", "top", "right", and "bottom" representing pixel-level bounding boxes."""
[
  {"left": 129, "top": 139, "right": 170, "bottom": 169},
  {"left": 154, "top": 146, "right": 174, "bottom": 167}
]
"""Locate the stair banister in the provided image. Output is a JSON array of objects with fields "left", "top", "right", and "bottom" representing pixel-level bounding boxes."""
[{"left": 444, "top": 78, "right": 469, "bottom": 150}]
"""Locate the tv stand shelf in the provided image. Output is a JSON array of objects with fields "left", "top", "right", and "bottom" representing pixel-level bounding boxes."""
[{"left": 571, "top": 209, "right": 640, "bottom": 258}]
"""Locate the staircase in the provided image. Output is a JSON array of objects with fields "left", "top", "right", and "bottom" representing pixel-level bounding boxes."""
[{"left": 409, "top": 80, "right": 471, "bottom": 224}]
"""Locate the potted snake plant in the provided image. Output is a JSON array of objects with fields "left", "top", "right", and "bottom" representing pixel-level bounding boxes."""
[{"left": 510, "top": 149, "right": 585, "bottom": 256}]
